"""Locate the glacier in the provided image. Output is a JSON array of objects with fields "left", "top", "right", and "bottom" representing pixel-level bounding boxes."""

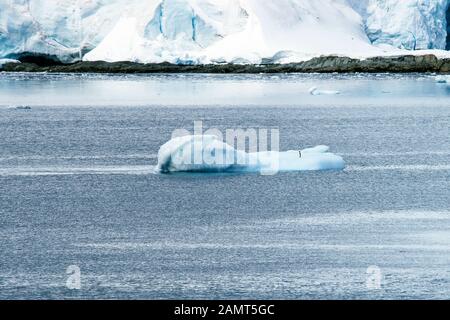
[
  {"left": 84, "top": 0, "right": 383, "bottom": 64},
  {"left": 0, "top": 0, "right": 151, "bottom": 63},
  {"left": 365, "top": 0, "right": 450, "bottom": 50},
  {"left": 156, "top": 135, "right": 345, "bottom": 174},
  {"left": 0, "top": 0, "right": 450, "bottom": 64}
]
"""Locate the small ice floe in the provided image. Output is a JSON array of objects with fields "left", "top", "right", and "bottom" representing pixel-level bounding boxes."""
[
  {"left": 435, "top": 75, "right": 450, "bottom": 83},
  {"left": 156, "top": 135, "right": 345, "bottom": 174},
  {"left": 309, "top": 87, "right": 341, "bottom": 96}
]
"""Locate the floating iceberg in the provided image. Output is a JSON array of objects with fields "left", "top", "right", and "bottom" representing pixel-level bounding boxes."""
[
  {"left": 309, "top": 87, "right": 341, "bottom": 96},
  {"left": 156, "top": 135, "right": 345, "bottom": 174}
]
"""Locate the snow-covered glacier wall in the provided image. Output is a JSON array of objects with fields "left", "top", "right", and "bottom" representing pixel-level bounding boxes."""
[
  {"left": 0, "top": 0, "right": 449, "bottom": 64},
  {"left": 84, "top": 0, "right": 380, "bottom": 64},
  {"left": 365, "top": 0, "right": 450, "bottom": 50},
  {"left": 0, "top": 0, "right": 151, "bottom": 62}
]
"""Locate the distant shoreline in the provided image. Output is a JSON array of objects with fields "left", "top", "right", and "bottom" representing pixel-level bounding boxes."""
[{"left": 1, "top": 54, "right": 450, "bottom": 74}]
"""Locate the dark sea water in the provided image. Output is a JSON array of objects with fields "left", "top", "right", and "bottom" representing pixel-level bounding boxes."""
[{"left": 0, "top": 73, "right": 449, "bottom": 299}]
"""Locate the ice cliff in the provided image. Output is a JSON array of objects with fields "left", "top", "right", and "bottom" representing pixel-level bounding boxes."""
[
  {"left": 0, "top": 0, "right": 449, "bottom": 64},
  {"left": 365, "top": 0, "right": 450, "bottom": 50}
]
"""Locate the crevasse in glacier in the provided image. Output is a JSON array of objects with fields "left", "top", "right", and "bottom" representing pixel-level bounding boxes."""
[{"left": 0, "top": 0, "right": 449, "bottom": 64}]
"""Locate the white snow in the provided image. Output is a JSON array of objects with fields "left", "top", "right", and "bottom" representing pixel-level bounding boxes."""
[
  {"left": 1, "top": 0, "right": 450, "bottom": 64},
  {"left": 435, "top": 75, "right": 450, "bottom": 83},
  {"left": 0, "top": 58, "right": 20, "bottom": 67},
  {"left": 156, "top": 135, "right": 345, "bottom": 174}
]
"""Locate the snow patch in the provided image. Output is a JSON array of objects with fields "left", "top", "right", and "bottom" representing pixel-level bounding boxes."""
[
  {"left": 0, "top": 58, "right": 20, "bottom": 67},
  {"left": 435, "top": 75, "right": 450, "bottom": 83}
]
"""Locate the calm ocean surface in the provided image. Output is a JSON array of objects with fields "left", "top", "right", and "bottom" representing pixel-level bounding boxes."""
[{"left": 0, "top": 72, "right": 449, "bottom": 299}]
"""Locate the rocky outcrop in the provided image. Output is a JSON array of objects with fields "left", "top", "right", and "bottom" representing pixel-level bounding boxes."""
[{"left": 2, "top": 54, "right": 450, "bottom": 73}]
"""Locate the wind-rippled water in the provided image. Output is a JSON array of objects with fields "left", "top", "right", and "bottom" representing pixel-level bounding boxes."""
[{"left": 0, "top": 72, "right": 449, "bottom": 299}]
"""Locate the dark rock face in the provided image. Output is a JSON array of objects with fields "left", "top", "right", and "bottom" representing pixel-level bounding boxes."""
[
  {"left": 1, "top": 55, "right": 450, "bottom": 73},
  {"left": 5, "top": 52, "right": 65, "bottom": 66}
]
